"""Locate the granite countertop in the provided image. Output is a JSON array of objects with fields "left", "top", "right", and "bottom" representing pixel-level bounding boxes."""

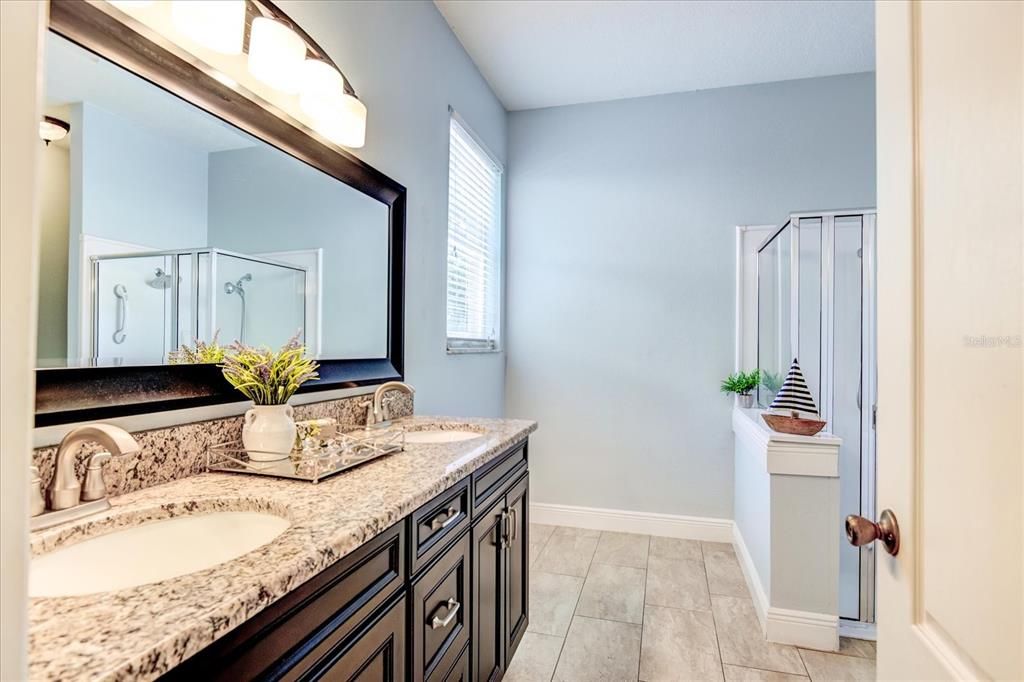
[{"left": 28, "top": 415, "right": 536, "bottom": 681}]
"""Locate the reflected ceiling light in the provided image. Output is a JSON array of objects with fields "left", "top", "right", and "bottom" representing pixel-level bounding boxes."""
[
  {"left": 170, "top": 0, "right": 246, "bottom": 55},
  {"left": 248, "top": 17, "right": 306, "bottom": 93},
  {"left": 39, "top": 116, "right": 70, "bottom": 146},
  {"left": 318, "top": 95, "right": 367, "bottom": 149}
]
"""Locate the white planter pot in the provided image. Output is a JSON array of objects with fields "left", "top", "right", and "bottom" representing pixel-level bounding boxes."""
[
  {"left": 242, "top": 404, "right": 296, "bottom": 460},
  {"left": 736, "top": 393, "right": 754, "bottom": 409}
]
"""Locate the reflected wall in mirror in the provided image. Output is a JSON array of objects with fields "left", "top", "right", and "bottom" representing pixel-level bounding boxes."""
[{"left": 38, "top": 32, "right": 389, "bottom": 369}]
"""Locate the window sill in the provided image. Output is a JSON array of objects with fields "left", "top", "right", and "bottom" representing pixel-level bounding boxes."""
[{"left": 446, "top": 345, "right": 502, "bottom": 355}]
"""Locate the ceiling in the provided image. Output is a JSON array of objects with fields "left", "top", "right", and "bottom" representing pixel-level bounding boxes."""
[
  {"left": 434, "top": 0, "right": 875, "bottom": 111},
  {"left": 46, "top": 32, "right": 255, "bottom": 153}
]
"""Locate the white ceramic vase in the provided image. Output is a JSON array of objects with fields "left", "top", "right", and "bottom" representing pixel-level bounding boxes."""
[
  {"left": 737, "top": 393, "right": 754, "bottom": 409},
  {"left": 242, "top": 404, "right": 296, "bottom": 460}
]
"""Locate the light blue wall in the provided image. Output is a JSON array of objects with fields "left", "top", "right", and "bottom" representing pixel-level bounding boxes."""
[
  {"left": 506, "top": 73, "right": 876, "bottom": 518},
  {"left": 76, "top": 101, "right": 208, "bottom": 249},
  {"left": 207, "top": 145, "right": 389, "bottom": 357},
  {"left": 282, "top": 0, "right": 508, "bottom": 417}
]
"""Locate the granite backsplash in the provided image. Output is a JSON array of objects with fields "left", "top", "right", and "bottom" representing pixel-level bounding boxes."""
[{"left": 32, "top": 392, "right": 414, "bottom": 499}]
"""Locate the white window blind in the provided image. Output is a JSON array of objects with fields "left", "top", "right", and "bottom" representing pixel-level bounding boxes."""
[{"left": 446, "top": 113, "right": 502, "bottom": 352}]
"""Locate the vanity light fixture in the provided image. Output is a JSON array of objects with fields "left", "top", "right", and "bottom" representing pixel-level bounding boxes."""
[
  {"left": 170, "top": 0, "right": 246, "bottom": 55},
  {"left": 39, "top": 116, "right": 70, "bottom": 146},
  {"left": 248, "top": 17, "right": 306, "bottom": 93},
  {"left": 299, "top": 59, "right": 367, "bottom": 148},
  {"left": 103, "top": 0, "right": 368, "bottom": 148},
  {"left": 299, "top": 58, "right": 346, "bottom": 122},
  {"left": 320, "top": 94, "right": 367, "bottom": 149}
]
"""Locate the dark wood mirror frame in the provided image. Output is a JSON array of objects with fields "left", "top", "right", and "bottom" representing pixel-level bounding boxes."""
[{"left": 36, "top": 0, "right": 406, "bottom": 427}]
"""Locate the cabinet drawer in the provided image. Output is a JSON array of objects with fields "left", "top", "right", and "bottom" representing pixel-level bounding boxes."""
[
  {"left": 162, "top": 523, "right": 405, "bottom": 681},
  {"left": 409, "top": 479, "right": 470, "bottom": 575},
  {"left": 471, "top": 442, "right": 527, "bottom": 517},
  {"left": 433, "top": 644, "right": 469, "bottom": 682},
  {"left": 301, "top": 594, "right": 406, "bottom": 681},
  {"left": 411, "top": 531, "right": 471, "bottom": 682}
]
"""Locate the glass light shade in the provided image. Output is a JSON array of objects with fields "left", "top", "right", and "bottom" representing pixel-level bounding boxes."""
[
  {"left": 170, "top": 1, "right": 245, "bottom": 55},
  {"left": 317, "top": 94, "right": 367, "bottom": 149},
  {"left": 39, "top": 117, "right": 70, "bottom": 144},
  {"left": 248, "top": 17, "right": 306, "bottom": 93},
  {"left": 298, "top": 59, "right": 346, "bottom": 121}
]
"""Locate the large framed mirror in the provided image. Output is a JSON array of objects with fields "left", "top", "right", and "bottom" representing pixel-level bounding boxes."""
[{"left": 36, "top": 1, "right": 405, "bottom": 426}]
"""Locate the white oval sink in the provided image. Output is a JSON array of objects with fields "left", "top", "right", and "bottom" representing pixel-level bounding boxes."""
[
  {"left": 403, "top": 430, "right": 482, "bottom": 444},
  {"left": 30, "top": 511, "right": 289, "bottom": 597}
]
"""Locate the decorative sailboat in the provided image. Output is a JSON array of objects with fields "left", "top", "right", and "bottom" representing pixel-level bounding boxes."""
[{"left": 762, "top": 358, "right": 828, "bottom": 436}]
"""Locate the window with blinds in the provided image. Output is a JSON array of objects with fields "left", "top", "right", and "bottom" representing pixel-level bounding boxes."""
[{"left": 446, "top": 113, "right": 502, "bottom": 352}]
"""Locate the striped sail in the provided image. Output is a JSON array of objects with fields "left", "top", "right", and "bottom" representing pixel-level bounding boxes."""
[{"left": 768, "top": 358, "right": 819, "bottom": 417}]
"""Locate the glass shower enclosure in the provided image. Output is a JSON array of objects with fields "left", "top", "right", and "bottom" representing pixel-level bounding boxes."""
[
  {"left": 757, "top": 209, "right": 878, "bottom": 628},
  {"left": 91, "top": 248, "right": 307, "bottom": 363}
]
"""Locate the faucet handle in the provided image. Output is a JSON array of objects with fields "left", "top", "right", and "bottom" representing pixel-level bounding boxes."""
[
  {"left": 29, "top": 466, "right": 45, "bottom": 517},
  {"left": 81, "top": 451, "right": 112, "bottom": 502}
]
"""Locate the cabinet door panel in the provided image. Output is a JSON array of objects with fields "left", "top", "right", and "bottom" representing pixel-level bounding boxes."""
[
  {"left": 304, "top": 595, "right": 406, "bottom": 682},
  {"left": 505, "top": 474, "right": 529, "bottom": 661},
  {"left": 472, "top": 497, "right": 506, "bottom": 682},
  {"left": 434, "top": 644, "right": 469, "bottom": 682}
]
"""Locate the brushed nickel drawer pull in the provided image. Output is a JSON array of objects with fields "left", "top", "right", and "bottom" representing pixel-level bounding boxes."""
[
  {"left": 509, "top": 507, "right": 518, "bottom": 542},
  {"left": 430, "top": 598, "right": 461, "bottom": 629},
  {"left": 429, "top": 507, "right": 460, "bottom": 531},
  {"left": 497, "top": 510, "right": 508, "bottom": 547}
]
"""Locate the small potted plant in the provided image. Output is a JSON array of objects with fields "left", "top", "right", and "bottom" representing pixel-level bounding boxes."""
[
  {"left": 168, "top": 332, "right": 227, "bottom": 365},
  {"left": 760, "top": 369, "right": 783, "bottom": 402},
  {"left": 720, "top": 370, "right": 760, "bottom": 408},
  {"left": 220, "top": 334, "right": 319, "bottom": 460}
]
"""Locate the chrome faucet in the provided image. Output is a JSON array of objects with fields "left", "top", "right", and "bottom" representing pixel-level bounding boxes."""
[
  {"left": 365, "top": 381, "right": 415, "bottom": 429},
  {"left": 31, "top": 424, "right": 141, "bottom": 531}
]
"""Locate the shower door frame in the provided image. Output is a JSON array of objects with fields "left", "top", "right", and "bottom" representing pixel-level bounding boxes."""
[
  {"left": 756, "top": 209, "right": 878, "bottom": 630},
  {"left": 90, "top": 247, "right": 309, "bottom": 359}
]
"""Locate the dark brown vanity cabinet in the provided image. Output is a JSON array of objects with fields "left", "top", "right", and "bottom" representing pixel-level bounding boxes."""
[
  {"left": 472, "top": 471, "right": 530, "bottom": 682},
  {"left": 161, "top": 439, "right": 529, "bottom": 682}
]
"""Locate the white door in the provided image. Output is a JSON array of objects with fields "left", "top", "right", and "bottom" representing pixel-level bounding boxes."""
[{"left": 875, "top": 1, "right": 1022, "bottom": 679}]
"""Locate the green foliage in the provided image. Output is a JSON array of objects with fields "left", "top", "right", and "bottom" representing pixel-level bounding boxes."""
[
  {"left": 220, "top": 333, "right": 319, "bottom": 405},
  {"left": 168, "top": 332, "right": 226, "bottom": 365},
  {"left": 760, "top": 370, "right": 783, "bottom": 393},
  {"left": 720, "top": 370, "right": 760, "bottom": 395}
]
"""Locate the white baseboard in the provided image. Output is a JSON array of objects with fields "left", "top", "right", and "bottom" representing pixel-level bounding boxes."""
[
  {"left": 530, "top": 503, "right": 733, "bottom": 542},
  {"left": 731, "top": 523, "right": 770, "bottom": 630},
  {"left": 766, "top": 607, "right": 839, "bottom": 651},
  {"left": 733, "top": 525, "right": 838, "bottom": 651}
]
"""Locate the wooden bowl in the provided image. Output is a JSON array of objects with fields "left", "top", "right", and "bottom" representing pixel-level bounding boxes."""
[{"left": 761, "top": 413, "right": 827, "bottom": 436}]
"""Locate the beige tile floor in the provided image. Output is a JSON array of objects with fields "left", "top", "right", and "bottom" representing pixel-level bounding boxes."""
[{"left": 508, "top": 524, "right": 877, "bottom": 682}]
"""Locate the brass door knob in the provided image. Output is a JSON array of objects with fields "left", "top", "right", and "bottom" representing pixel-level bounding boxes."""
[{"left": 845, "top": 509, "right": 900, "bottom": 556}]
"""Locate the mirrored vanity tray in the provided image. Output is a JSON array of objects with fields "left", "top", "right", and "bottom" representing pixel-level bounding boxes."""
[{"left": 207, "top": 430, "right": 405, "bottom": 483}]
